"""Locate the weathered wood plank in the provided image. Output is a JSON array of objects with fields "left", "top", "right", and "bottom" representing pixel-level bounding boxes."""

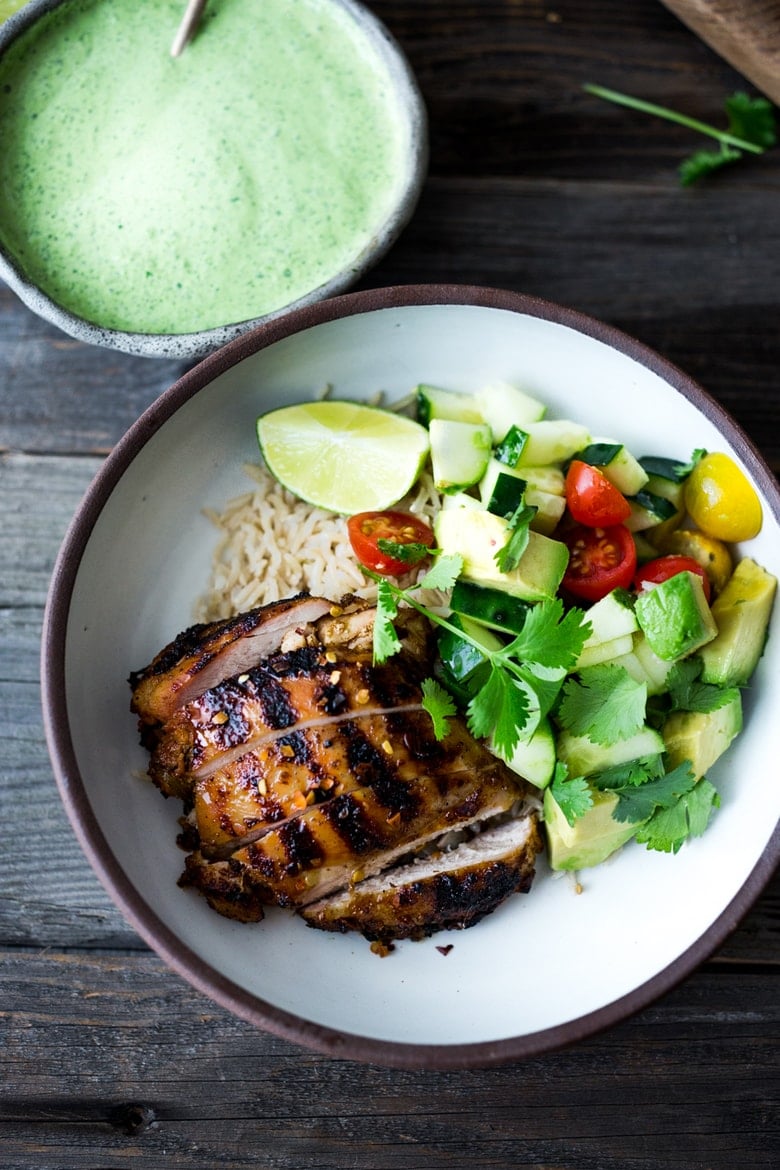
[
  {"left": 375, "top": 0, "right": 777, "bottom": 179},
  {"left": 0, "top": 951, "right": 776, "bottom": 1168}
]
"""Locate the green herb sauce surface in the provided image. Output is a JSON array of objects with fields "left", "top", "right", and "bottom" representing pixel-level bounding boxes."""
[{"left": 0, "top": 0, "right": 411, "bottom": 333}]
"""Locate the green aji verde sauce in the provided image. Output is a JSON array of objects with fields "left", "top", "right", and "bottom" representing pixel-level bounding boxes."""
[{"left": 0, "top": 0, "right": 411, "bottom": 334}]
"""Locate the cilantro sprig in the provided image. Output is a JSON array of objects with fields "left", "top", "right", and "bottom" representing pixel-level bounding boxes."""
[
  {"left": 376, "top": 538, "right": 435, "bottom": 566},
  {"left": 584, "top": 84, "right": 777, "bottom": 184},
  {"left": 557, "top": 664, "right": 648, "bottom": 746},
  {"left": 365, "top": 556, "right": 591, "bottom": 756}
]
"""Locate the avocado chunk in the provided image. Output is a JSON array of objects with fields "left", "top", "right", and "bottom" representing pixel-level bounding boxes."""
[
  {"left": 543, "top": 786, "right": 641, "bottom": 870},
  {"left": 434, "top": 508, "right": 568, "bottom": 600},
  {"left": 662, "top": 691, "right": 743, "bottom": 780},
  {"left": 635, "top": 571, "right": 718, "bottom": 661},
  {"left": 699, "top": 558, "right": 777, "bottom": 686}
]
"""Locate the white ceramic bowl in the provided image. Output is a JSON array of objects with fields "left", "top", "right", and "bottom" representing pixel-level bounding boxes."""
[
  {"left": 0, "top": 0, "right": 426, "bottom": 360},
  {"left": 42, "top": 286, "right": 780, "bottom": 1067}
]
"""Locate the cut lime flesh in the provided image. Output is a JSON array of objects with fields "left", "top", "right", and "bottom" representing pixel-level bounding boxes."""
[{"left": 256, "top": 400, "right": 430, "bottom": 514}]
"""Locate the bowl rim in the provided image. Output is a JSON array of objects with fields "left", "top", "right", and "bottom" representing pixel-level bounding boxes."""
[
  {"left": 0, "top": 0, "right": 428, "bottom": 360},
  {"left": 41, "top": 283, "right": 780, "bottom": 1069}
]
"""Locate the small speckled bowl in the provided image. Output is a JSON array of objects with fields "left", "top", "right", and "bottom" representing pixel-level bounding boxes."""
[{"left": 0, "top": 0, "right": 427, "bottom": 360}]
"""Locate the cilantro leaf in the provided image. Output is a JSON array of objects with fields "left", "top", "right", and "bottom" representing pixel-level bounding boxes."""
[
  {"left": 421, "top": 677, "right": 457, "bottom": 740},
  {"left": 590, "top": 754, "right": 665, "bottom": 790},
  {"left": 372, "top": 578, "right": 401, "bottom": 664},
  {"left": 665, "top": 658, "right": 740, "bottom": 714},
  {"left": 557, "top": 664, "right": 647, "bottom": 746},
  {"left": 584, "top": 84, "right": 775, "bottom": 185},
  {"left": 494, "top": 504, "right": 537, "bottom": 573},
  {"left": 679, "top": 146, "right": 741, "bottom": 186},
  {"left": 376, "top": 538, "right": 433, "bottom": 566},
  {"left": 549, "top": 762, "right": 593, "bottom": 827},
  {"left": 607, "top": 759, "right": 697, "bottom": 824},
  {"left": 516, "top": 662, "right": 567, "bottom": 721},
  {"left": 635, "top": 777, "right": 720, "bottom": 853},
  {"left": 467, "top": 663, "right": 531, "bottom": 756},
  {"left": 507, "top": 597, "right": 591, "bottom": 672},
  {"left": 418, "top": 553, "right": 463, "bottom": 592},
  {"left": 726, "top": 92, "right": 777, "bottom": 149}
]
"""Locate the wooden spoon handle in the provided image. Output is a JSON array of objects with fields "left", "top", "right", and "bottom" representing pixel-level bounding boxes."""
[{"left": 660, "top": 0, "right": 780, "bottom": 104}]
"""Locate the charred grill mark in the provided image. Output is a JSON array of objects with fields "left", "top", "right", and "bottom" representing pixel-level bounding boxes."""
[
  {"left": 322, "top": 792, "right": 385, "bottom": 855},
  {"left": 249, "top": 674, "right": 299, "bottom": 730},
  {"left": 341, "top": 724, "right": 420, "bottom": 819},
  {"left": 265, "top": 644, "right": 325, "bottom": 679},
  {"left": 276, "top": 817, "right": 325, "bottom": 875}
]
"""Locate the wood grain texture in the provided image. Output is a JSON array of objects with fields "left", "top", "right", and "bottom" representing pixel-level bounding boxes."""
[
  {"left": 0, "top": 0, "right": 778, "bottom": 1164},
  {"left": 661, "top": 0, "right": 780, "bottom": 103},
  {"left": 0, "top": 951, "right": 777, "bottom": 1169}
]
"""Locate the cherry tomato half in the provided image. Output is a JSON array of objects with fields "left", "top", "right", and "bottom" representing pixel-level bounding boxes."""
[
  {"left": 562, "top": 523, "right": 637, "bottom": 603},
  {"left": 634, "top": 555, "right": 711, "bottom": 603},
  {"left": 347, "top": 510, "right": 434, "bottom": 576},
  {"left": 565, "top": 460, "right": 631, "bottom": 527}
]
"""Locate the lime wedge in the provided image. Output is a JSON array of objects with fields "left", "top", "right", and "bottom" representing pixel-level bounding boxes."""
[{"left": 257, "top": 400, "right": 430, "bottom": 514}]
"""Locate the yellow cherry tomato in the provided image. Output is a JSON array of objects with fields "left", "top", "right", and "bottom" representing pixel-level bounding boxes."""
[{"left": 685, "top": 453, "right": 762, "bottom": 541}]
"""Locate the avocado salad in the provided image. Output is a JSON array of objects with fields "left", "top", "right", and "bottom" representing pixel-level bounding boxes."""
[{"left": 258, "top": 381, "right": 777, "bottom": 873}]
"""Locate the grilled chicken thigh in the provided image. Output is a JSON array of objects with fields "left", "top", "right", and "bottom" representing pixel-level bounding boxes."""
[
  {"left": 301, "top": 814, "right": 542, "bottom": 942},
  {"left": 130, "top": 595, "right": 543, "bottom": 943}
]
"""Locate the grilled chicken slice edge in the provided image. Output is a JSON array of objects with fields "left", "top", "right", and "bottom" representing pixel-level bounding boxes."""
[
  {"left": 129, "top": 593, "right": 334, "bottom": 732},
  {"left": 301, "top": 813, "right": 542, "bottom": 944}
]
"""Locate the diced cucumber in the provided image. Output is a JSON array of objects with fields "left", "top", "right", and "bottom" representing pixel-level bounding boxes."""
[
  {"left": 476, "top": 380, "right": 546, "bottom": 442},
  {"left": 626, "top": 489, "right": 679, "bottom": 532},
  {"left": 493, "top": 425, "right": 529, "bottom": 468},
  {"left": 628, "top": 633, "right": 676, "bottom": 695},
  {"left": 479, "top": 465, "right": 566, "bottom": 534},
  {"left": 575, "top": 440, "right": 649, "bottom": 496},
  {"left": 515, "top": 419, "right": 591, "bottom": 466},
  {"left": 639, "top": 454, "right": 696, "bottom": 483},
  {"left": 437, "top": 615, "right": 503, "bottom": 684},
  {"left": 635, "top": 571, "right": 717, "bottom": 661},
  {"left": 576, "top": 633, "right": 635, "bottom": 670},
  {"left": 525, "top": 487, "right": 566, "bottom": 536},
  {"left": 556, "top": 725, "right": 665, "bottom": 777},
  {"left": 481, "top": 456, "right": 564, "bottom": 497},
  {"left": 450, "top": 579, "right": 532, "bottom": 635},
  {"left": 491, "top": 718, "right": 556, "bottom": 789},
  {"left": 440, "top": 490, "right": 484, "bottom": 511},
  {"left": 429, "top": 418, "right": 492, "bottom": 493},
  {"left": 573, "top": 588, "right": 638, "bottom": 671},
  {"left": 434, "top": 509, "right": 569, "bottom": 601},
  {"left": 642, "top": 473, "right": 685, "bottom": 545},
  {"left": 483, "top": 469, "right": 527, "bottom": 518},
  {"left": 416, "top": 384, "right": 484, "bottom": 427}
]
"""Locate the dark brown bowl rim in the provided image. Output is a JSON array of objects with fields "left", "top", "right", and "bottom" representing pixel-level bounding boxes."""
[{"left": 41, "top": 283, "right": 780, "bottom": 1070}]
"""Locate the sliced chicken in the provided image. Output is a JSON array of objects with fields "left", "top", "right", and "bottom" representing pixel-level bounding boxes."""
[
  {"left": 182, "top": 744, "right": 523, "bottom": 917},
  {"left": 131, "top": 594, "right": 542, "bottom": 940},
  {"left": 147, "top": 620, "right": 429, "bottom": 800},
  {"left": 129, "top": 593, "right": 333, "bottom": 733},
  {"left": 301, "top": 814, "right": 542, "bottom": 943}
]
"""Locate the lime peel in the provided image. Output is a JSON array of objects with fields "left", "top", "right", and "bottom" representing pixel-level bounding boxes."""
[{"left": 256, "top": 400, "right": 430, "bottom": 514}]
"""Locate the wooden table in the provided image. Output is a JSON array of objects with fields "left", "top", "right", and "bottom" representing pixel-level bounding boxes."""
[{"left": 1, "top": 1, "right": 778, "bottom": 1165}]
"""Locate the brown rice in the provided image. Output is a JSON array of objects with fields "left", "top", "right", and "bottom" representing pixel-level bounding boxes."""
[{"left": 195, "top": 463, "right": 442, "bottom": 622}]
